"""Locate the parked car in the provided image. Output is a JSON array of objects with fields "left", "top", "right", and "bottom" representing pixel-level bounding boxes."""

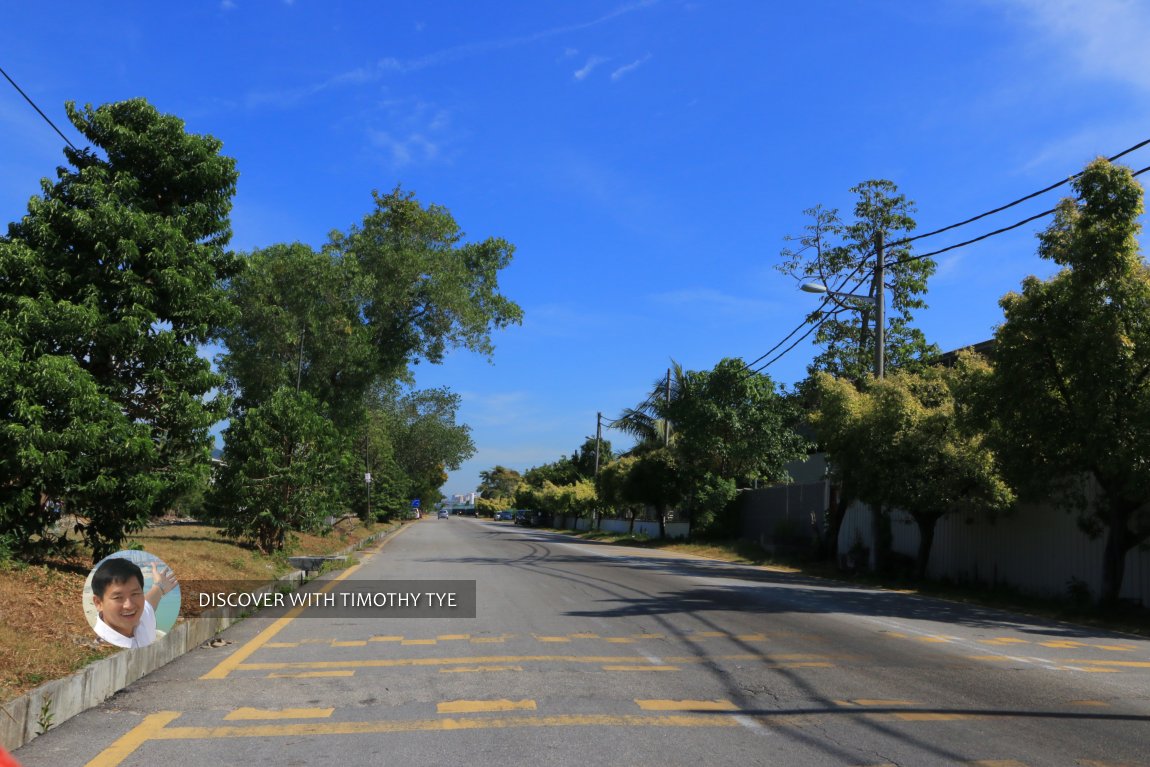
[
  {"left": 513, "top": 509, "right": 530, "bottom": 526},
  {"left": 494, "top": 510, "right": 514, "bottom": 521}
]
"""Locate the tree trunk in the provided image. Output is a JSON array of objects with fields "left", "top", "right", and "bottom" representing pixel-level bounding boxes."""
[
  {"left": 822, "top": 485, "right": 850, "bottom": 563},
  {"left": 658, "top": 507, "right": 667, "bottom": 540},
  {"left": 1100, "top": 504, "right": 1131, "bottom": 605},
  {"left": 871, "top": 502, "right": 891, "bottom": 572},
  {"left": 913, "top": 513, "right": 938, "bottom": 580}
]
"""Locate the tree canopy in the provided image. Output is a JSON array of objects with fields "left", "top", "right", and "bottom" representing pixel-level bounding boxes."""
[
  {"left": 979, "top": 158, "right": 1150, "bottom": 602},
  {"left": 1, "top": 98, "right": 239, "bottom": 559}
]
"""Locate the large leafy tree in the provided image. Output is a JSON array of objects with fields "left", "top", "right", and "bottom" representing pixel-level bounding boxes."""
[
  {"left": 211, "top": 388, "right": 345, "bottom": 554},
  {"left": 477, "top": 466, "right": 523, "bottom": 500},
  {"left": 380, "top": 386, "right": 475, "bottom": 507},
  {"left": 778, "top": 180, "right": 938, "bottom": 382},
  {"left": 328, "top": 186, "right": 524, "bottom": 380},
  {"left": 812, "top": 368, "right": 1013, "bottom": 578},
  {"left": 219, "top": 242, "right": 375, "bottom": 422},
  {"left": 0, "top": 99, "right": 239, "bottom": 559},
  {"left": 980, "top": 158, "right": 1150, "bottom": 603}
]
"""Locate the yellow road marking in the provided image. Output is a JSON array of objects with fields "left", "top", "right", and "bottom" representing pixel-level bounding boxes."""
[
  {"left": 689, "top": 632, "right": 726, "bottom": 638},
  {"left": 146, "top": 713, "right": 742, "bottom": 740},
  {"left": 635, "top": 699, "right": 736, "bottom": 711},
  {"left": 606, "top": 637, "right": 635, "bottom": 644},
  {"left": 267, "top": 671, "right": 355, "bottom": 678},
  {"left": 978, "top": 637, "right": 1029, "bottom": 645},
  {"left": 439, "top": 666, "right": 523, "bottom": 673},
  {"left": 1095, "top": 644, "right": 1136, "bottom": 651},
  {"left": 200, "top": 526, "right": 408, "bottom": 680},
  {"left": 852, "top": 700, "right": 917, "bottom": 707},
  {"left": 265, "top": 642, "right": 299, "bottom": 648},
  {"left": 968, "top": 655, "right": 1012, "bottom": 661},
  {"left": 535, "top": 636, "right": 570, "bottom": 643},
  {"left": 438, "top": 699, "right": 536, "bottom": 714},
  {"left": 1039, "top": 640, "right": 1088, "bottom": 649},
  {"left": 437, "top": 634, "right": 471, "bottom": 641},
  {"left": 735, "top": 634, "right": 767, "bottom": 641},
  {"left": 894, "top": 712, "right": 974, "bottom": 721},
  {"left": 369, "top": 635, "right": 404, "bottom": 642},
  {"left": 401, "top": 639, "right": 437, "bottom": 646},
  {"left": 470, "top": 637, "right": 506, "bottom": 644},
  {"left": 331, "top": 640, "right": 367, "bottom": 647},
  {"left": 916, "top": 636, "right": 952, "bottom": 644},
  {"left": 1064, "top": 660, "right": 1150, "bottom": 668},
  {"left": 603, "top": 665, "right": 679, "bottom": 671},
  {"left": 84, "top": 711, "right": 181, "bottom": 767},
  {"left": 882, "top": 631, "right": 909, "bottom": 638},
  {"left": 570, "top": 633, "right": 601, "bottom": 639},
  {"left": 632, "top": 633, "right": 663, "bottom": 640},
  {"left": 225, "top": 707, "right": 334, "bottom": 720},
  {"left": 236, "top": 653, "right": 764, "bottom": 671}
]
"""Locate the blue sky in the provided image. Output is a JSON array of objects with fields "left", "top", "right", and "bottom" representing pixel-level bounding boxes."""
[{"left": 3, "top": 1, "right": 1149, "bottom": 497}]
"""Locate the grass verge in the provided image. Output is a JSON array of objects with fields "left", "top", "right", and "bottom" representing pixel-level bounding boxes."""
[{"left": 0, "top": 516, "right": 392, "bottom": 704}]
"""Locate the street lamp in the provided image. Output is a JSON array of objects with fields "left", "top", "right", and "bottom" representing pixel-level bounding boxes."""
[{"left": 799, "top": 233, "right": 886, "bottom": 379}]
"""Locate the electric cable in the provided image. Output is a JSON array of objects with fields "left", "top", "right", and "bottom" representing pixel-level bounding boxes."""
[{"left": 0, "top": 64, "right": 77, "bottom": 151}]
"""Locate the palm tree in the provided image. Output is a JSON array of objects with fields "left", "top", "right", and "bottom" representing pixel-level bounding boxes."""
[{"left": 612, "top": 361, "right": 687, "bottom": 455}]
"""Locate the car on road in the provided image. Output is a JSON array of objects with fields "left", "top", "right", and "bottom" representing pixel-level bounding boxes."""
[
  {"left": 437, "top": 509, "right": 449, "bottom": 519},
  {"left": 494, "top": 510, "right": 514, "bottom": 521}
]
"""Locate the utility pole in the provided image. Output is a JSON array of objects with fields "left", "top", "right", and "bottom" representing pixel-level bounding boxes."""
[
  {"left": 874, "top": 231, "right": 885, "bottom": 380},
  {"left": 593, "top": 411, "right": 603, "bottom": 531}
]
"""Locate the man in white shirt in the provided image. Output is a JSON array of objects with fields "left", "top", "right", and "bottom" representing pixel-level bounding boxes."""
[{"left": 91, "top": 558, "right": 176, "bottom": 649}]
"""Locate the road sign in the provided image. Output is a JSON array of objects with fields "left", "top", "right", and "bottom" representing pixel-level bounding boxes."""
[{"left": 411, "top": 499, "right": 421, "bottom": 508}]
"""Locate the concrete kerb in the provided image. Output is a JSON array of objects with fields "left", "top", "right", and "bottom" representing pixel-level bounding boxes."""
[{"left": 1, "top": 520, "right": 405, "bottom": 753}]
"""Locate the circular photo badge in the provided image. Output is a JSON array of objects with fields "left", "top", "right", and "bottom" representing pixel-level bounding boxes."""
[{"left": 83, "top": 550, "right": 180, "bottom": 649}]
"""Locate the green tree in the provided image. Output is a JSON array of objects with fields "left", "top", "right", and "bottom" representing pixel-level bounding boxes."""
[
  {"left": 778, "top": 180, "right": 938, "bottom": 382},
  {"left": 477, "top": 465, "right": 523, "bottom": 500},
  {"left": 380, "top": 386, "right": 475, "bottom": 506},
  {"left": 329, "top": 186, "right": 523, "bottom": 380},
  {"left": 219, "top": 242, "right": 375, "bottom": 422},
  {"left": 211, "top": 388, "right": 344, "bottom": 553},
  {"left": 811, "top": 367, "right": 1014, "bottom": 578},
  {"left": 979, "top": 158, "right": 1150, "bottom": 603},
  {"left": 1, "top": 99, "right": 239, "bottom": 560}
]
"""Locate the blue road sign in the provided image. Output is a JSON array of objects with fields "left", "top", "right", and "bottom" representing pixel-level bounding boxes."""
[{"left": 411, "top": 499, "right": 421, "bottom": 508}]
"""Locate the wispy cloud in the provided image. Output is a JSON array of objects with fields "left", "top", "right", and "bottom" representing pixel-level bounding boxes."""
[
  {"left": 242, "top": 1, "right": 658, "bottom": 107},
  {"left": 574, "top": 56, "right": 609, "bottom": 81},
  {"left": 220, "top": 0, "right": 236, "bottom": 9},
  {"left": 361, "top": 100, "right": 454, "bottom": 168},
  {"left": 1007, "top": 0, "right": 1150, "bottom": 91},
  {"left": 611, "top": 54, "right": 651, "bottom": 81}
]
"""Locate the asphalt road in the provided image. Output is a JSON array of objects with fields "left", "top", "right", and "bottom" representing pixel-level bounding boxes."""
[{"left": 14, "top": 517, "right": 1150, "bottom": 767}]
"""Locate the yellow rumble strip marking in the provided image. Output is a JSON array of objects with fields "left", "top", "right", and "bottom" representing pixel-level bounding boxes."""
[
  {"left": 894, "top": 712, "right": 975, "bottom": 721},
  {"left": 631, "top": 633, "right": 663, "bottom": 640},
  {"left": 606, "top": 638, "right": 635, "bottom": 644},
  {"left": 200, "top": 525, "right": 409, "bottom": 680},
  {"left": 437, "top": 634, "right": 471, "bottom": 641},
  {"left": 265, "top": 642, "right": 299, "bottom": 648},
  {"left": 267, "top": 671, "right": 355, "bottom": 679},
  {"left": 570, "top": 632, "right": 601, "bottom": 639},
  {"left": 85, "top": 711, "right": 181, "bottom": 767},
  {"left": 735, "top": 634, "right": 767, "bottom": 642},
  {"left": 437, "top": 699, "right": 537, "bottom": 714},
  {"left": 369, "top": 635, "right": 404, "bottom": 642},
  {"left": 401, "top": 639, "right": 438, "bottom": 646},
  {"left": 635, "top": 700, "right": 737, "bottom": 711},
  {"left": 1038, "top": 640, "right": 1088, "bottom": 649},
  {"left": 331, "top": 641, "right": 367, "bottom": 647},
  {"left": 147, "top": 714, "right": 743, "bottom": 741},
  {"left": 225, "top": 708, "right": 334, "bottom": 721}
]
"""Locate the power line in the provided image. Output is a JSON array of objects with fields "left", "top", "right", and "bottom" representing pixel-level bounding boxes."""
[
  {"left": 890, "top": 136, "right": 1150, "bottom": 249},
  {"left": 888, "top": 162, "right": 1150, "bottom": 268},
  {"left": 0, "top": 64, "right": 77, "bottom": 151}
]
